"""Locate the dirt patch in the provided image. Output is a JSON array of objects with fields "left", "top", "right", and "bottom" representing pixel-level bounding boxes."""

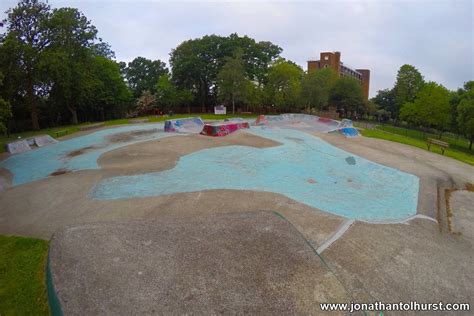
[
  {"left": 0, "top": 168, "right": 13, "bottom": 191},
  {"left": 66, "top": 146, "right": 96, "bottom": 158},
  {"left": 465, "top": 183, "right": 474, "bottom": 191},
  {"left": 107, "top": 129, "right": 160, "bottom": 143},
  {"left": 98, "top": 131, "right": 281, "bottom": 176},
  {"left": 50, "top": 169, "right": 71, "bottom": 176}
]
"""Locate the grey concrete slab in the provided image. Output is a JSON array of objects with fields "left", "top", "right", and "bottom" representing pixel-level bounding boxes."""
[
  {"left": 48, "top": 211, "right": 350, "bottom": 315},
  {"left": 323, "top": 219, "right": 474, "bottom": 313},
  {"left": 450, "top": 190, "right": 474, "bottom": 243}
]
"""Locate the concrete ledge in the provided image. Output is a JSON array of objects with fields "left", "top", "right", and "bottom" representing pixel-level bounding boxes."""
[{"left": 47, "top": 211, "right": 349, "bottom": 314}]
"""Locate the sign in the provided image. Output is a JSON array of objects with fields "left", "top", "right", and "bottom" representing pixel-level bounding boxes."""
[{"left": 214, "top": 105, "right": 226, "bottom": 115}]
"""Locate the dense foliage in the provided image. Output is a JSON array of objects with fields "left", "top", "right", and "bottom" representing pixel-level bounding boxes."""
[
  {"left": 372, "top": 62, "right": 473, "bottom": 150},
  {"left": 1, "top": 0, "right": 472, "bottom": 149}
]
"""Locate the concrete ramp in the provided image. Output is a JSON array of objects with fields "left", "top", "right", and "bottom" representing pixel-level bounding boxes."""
[
  {"left": 338, "top": 127, "right": 359, "bottom": 137},
  {"left": 5, "top": 140, "right": 32, "bottom": 154},
  {"left": 201, "top": 121, "right": 250, "bottom": 136},
  {"left": 32, "top": 134, "right": 58, "bottom": 147},
  {"left": 164, "top": 117, "right": 204, "bottom": 133},
  {"left": 47, "top": 211, "right": 349, "bottom": 314}
]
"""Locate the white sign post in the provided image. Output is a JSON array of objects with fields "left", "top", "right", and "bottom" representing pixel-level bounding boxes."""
[{"left": 214, "top": 105, "right": 226, "bottom": 115}]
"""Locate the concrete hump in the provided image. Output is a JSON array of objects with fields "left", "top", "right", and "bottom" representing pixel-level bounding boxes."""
[
  {"left": 5, "top": 139, "right": 31, "bottom": 154},
  {"left": 47, "top": 211, "right": 350, "bottom": 315},
  {"left": 33, "top": 134, "right": 58, "bottom": 147},
  {"left": 164, "top": 117, "right": 204, "bottom": 133}
]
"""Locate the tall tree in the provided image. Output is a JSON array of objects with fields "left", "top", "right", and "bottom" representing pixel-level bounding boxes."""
[
  {"left": 456, "top": 81, "right": 474, "bottom": 150},
  {"left": 393, "top": 64, "right": 424, "bottom": 118},
  {"left": 44, "top": 7, "right": 104, "bottom": 124},
  {"left": 86, "top": 56, "right": 132, "bottom": 121},
  {"left": 2, "top": 0, "right": 51, "bottom": 130},
  {"left": 0, "top": 72, "right": 12, "bottom": 133},
  {"left": 264, "top": 60, "right": 303, "bottom": 112},
  {"left": 156, "top": 74, "right": 192, "bottom": 113},
  {"left": 170, "top": 34, "right": 281, "bottom": 112},
  {"left": 125, "top": 57, "right": 168, "bottom": 98},
  {"left": 329, "top": 77, "right": 365, "bottom": 118},
  {"left": 301, "top": 68, "right": 337, "bottom": 111},
  {"left": 400, "top": 82, "right": 451, "bottom": 131},
  {"left": 372, "top": 88, "right": 396, "bottom": 119},
  {"left": 217, "top": 49, "right": 250, "bottom": 114}
]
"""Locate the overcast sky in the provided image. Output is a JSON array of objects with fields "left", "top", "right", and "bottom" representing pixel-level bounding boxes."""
[{"left": 1, "top": 0, "right": 473, "bottom": 97}]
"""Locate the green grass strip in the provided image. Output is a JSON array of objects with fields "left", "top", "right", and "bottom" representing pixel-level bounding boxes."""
[
  {"left": 360, "top": 128, "right": 474, "bottom": 166},
  {"left": 0, "top": 235, "right": 50, "bottom": 316}
]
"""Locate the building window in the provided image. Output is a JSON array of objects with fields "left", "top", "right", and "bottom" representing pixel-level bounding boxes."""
[{"left": 324, "top": 56, "right": 329, "bottom": 60}]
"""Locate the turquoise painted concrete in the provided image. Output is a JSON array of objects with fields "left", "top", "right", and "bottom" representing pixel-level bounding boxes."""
[
  {"left": 1, "top": 124, "right": 174, "bottom": 186},
  {"left": 91, "top": 127, "right": 420, "bottom": 222}
]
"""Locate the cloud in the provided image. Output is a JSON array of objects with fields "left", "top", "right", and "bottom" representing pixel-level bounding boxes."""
[{"left": 1, "top": 0, "right": 472, "bottom": 97}]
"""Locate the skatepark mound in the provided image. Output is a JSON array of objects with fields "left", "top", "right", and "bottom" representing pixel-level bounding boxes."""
[
  {"left": 5, "top": 134, "right": 58, "bottom": 154},
  {"left": 201, "top": 121, "right": 250, "bottom": 136},
  {"left": 164, "top": 117, "right": 204, "bottom": 133},
  {"left": 338, "top": 127, "right": 359, "bottom": 137},
  {"left": 47, "top": 211, "right": 349, "bottom": 314},
  {"left": 253, "top": 114, "right": 359, "bottom": 136}
]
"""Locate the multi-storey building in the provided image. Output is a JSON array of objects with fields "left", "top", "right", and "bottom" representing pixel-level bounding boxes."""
[{"left": 307, "top": 51, "right": 370, "bottom": 100}]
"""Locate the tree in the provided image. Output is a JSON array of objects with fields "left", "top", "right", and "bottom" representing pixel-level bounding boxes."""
[
  {"left": 217, "top": 49, "right": 250, "bottom": 114},
  {"left": 372, "top": 88, "right": 396, "bottom": 119},
  {"left": 400, "top": 82, "right": 451, "bottom": 132},
  {"left": 170, "top": 34, "right": 281, "bottom": 112},
  {"left": 124, "top": 57, "right": 168, "bottom": 98},
  {"left": 156, "top": 74, "right": 192, "bottom": 113},
  {"left": 2, "top": 0, "right": 51, "bottom": 130},
  {"left": 393, "top": 64, "right": 424, "bottom": 119},
  {"left": 329, "top": 77, "right": 365, "bottom": 118},
  {"left": 301, "top": 68, "right": 337, "bottom": 111},
  {"left": 456, "top": 81, "right": 474, "bottom": 150},
  {"left": 87, "top": 56, "right": 132, "bottom": 121},
  {"left": 264, "top": 60, "right": 303, "bottom": 112},
  {"left": 135, "top": 90, "right": 156, "bottom": 115},
  {"left": 44, "top": 7, "right": 104, "bottom": 124},
  {"left": 0, "top": 72, "right": 12, "bottom": 133}
]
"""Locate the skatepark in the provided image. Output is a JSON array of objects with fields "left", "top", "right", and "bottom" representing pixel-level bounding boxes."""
[{"left": 0, "top": 116, "right": 473, "bottom": 314}]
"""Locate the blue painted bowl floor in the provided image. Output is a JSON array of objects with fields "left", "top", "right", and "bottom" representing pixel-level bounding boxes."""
[
  {"left": 90, "top": 127, "right": 420, "bottom": 222},
  {"left": 1, "top": 124, "right": 174, "bottom": 186}
]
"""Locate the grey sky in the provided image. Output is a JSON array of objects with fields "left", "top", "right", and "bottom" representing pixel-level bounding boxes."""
[{"left": 1, "top": 0, "right": 473, "bottom": 97}]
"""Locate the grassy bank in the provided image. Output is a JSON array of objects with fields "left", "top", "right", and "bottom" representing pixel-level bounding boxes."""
[
  {"left": 0, "top": 235, "right": 50, "bottom": 315},
  {"left": 360, "top": 127, "right": 474, "bottom": 166},
  {"left": 0, "top": 113, "right": 258, "bottom": 153}
]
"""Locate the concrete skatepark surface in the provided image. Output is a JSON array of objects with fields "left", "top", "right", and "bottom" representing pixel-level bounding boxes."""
[
  {"left": 1, "top": 123, "right": 474, "bottom": 314},
  {"left": 48, "top": 211, "right": 350, "bottom": 314}
]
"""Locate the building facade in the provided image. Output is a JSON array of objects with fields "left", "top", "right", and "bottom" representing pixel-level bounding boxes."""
[{"left": 307, "top": 51, "right": 370, "bottom": 100}]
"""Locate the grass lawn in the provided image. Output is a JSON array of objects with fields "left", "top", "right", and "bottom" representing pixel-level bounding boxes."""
[
  {"left": 0, "top": 113, "right": 258, "bottom": 153},
  {"left": 0, "top": 235, "right": 50, "bottom": 316},
  {"left": 360, "top": 128, "right": 474, "bottom": 166}
]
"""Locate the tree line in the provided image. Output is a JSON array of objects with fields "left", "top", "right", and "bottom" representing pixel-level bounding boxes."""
[
  {"left": 0, "top": 0, "right": 472, "bottom": 150},
  {"left": 0, "top": 0, "right": 369, "bottom": 133},
  {"left": 372, "top": 64, "right": 474, "bottom": 149}
]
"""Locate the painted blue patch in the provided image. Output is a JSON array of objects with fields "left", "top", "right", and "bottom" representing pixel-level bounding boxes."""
[
  {"left": 1, "top": 124, "right": 175, "bottom": 186},
  {"left": 91, "top": 127, "right": 419, "bottom": 222},
  {"left": 340, "top": 127, "right": 359, "bottom": 137}
]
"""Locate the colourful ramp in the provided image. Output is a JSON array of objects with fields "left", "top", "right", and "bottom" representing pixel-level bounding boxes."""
[
  {"left": 201, "top": 121, "right": 250, "bottom": 136},
  {"left": 164, "top": 117, "right": 204, "bottom": 133}
]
